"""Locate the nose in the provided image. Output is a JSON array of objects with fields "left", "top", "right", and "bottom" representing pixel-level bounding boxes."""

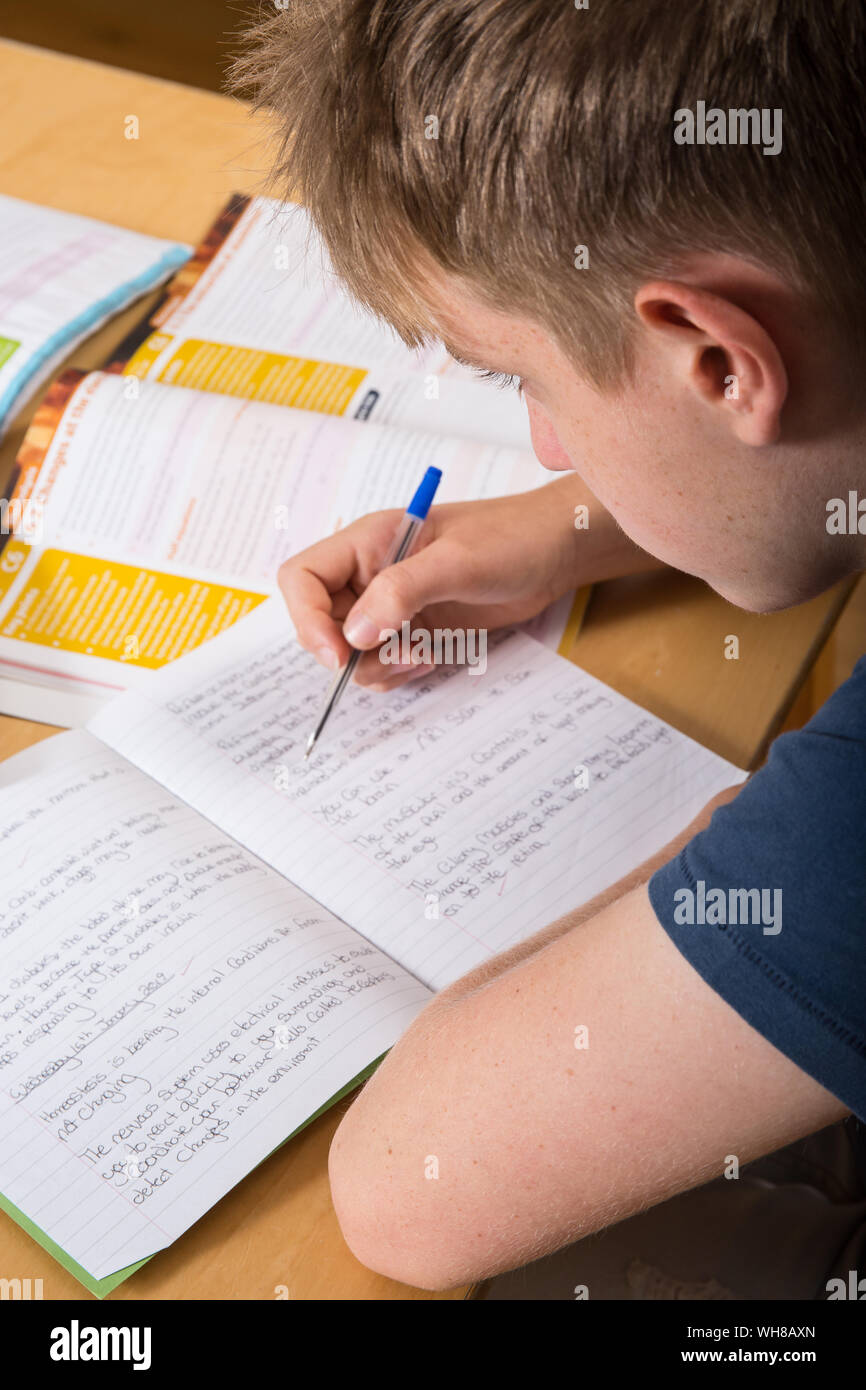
[{"left": 526, "top": 396, "right": 575, "bottom": 471}]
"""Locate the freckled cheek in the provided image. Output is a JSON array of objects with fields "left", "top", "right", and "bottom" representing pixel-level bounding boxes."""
[
  {"left": 556, "top": 432, "right": 654, "bottom": 525},
  {"left": 554, "top": 418, "right": 636, "bottom": 489},
  {"left": 580, "top": 467, "right": 692, "bottom": 560},
  {"left": 551, "top": 417, "right": 702, "bottom": 563}
]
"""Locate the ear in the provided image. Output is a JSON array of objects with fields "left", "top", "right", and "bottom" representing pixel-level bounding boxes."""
[{"left": 633, "top": 280, "right": 788, "bottom": 446}]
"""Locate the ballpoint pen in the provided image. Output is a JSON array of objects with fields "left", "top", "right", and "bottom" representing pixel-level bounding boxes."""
[{"left": 303, "top": 465, "right": 443, "bottom": 761}]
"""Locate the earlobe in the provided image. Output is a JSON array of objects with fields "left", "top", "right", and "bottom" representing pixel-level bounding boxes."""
[
  {"left": 709, "top": 333, "right": 787, "bottom": 448},
  {"left": 725, "top": 380, "right": 784, "bottom": 448},
  {"left": 692, "top": 343, "right": 780, "bottom": 446},
  {"left": 634, "top": 279, "right": 788, "bottom": 447}
]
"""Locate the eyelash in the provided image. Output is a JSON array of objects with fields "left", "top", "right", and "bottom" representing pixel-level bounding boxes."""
[{"left": 472, "top": 368, "right": 524, "bottom": 396}]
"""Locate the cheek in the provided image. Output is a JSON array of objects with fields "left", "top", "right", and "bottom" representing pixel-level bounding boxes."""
[
  {"left": 528, "top": 391, "right": 715, "bottom": 568},
  {"left": 529, "top": 395, "right": 672, "bottom": 546},
  {"left": 551, "top": 410, "right": 656, "bottom": 523},
  {"left": 553, "top": 417, "right": 696, "bottom": 558},
  {"left": 534, "top": 391, "right": 765, "bottom": 589}
]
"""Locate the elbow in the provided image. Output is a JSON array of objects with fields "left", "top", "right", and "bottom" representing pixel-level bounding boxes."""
[{"left": 327, "top": 1112, "right": 484, "bottom": 1292}]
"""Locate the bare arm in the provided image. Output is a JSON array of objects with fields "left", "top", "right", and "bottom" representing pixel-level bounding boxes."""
[{"left": 328, "top": 784, "right": 846, "bottom": 1290}]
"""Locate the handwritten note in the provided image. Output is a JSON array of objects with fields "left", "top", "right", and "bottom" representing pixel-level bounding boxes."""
[
  {"left": 0, "top": 730, "right": 429, "bottom": 1279},
  {"left": 91, "top": 603, "right": 747, "bottom": 990}
]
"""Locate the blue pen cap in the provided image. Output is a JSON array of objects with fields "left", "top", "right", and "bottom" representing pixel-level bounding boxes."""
[{"left": 406, "top": 466, "right": 443, "bottom": 520}]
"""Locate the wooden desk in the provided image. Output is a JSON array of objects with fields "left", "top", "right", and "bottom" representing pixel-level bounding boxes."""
[{"left": 0, "top": 39, "right": 854, "bottom": 1301}]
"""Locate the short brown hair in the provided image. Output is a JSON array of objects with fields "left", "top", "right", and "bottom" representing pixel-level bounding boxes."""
[{"left": 232, "top": 0, "right": 866, "bottom": 386}]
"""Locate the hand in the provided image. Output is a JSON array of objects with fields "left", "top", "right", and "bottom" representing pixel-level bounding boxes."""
[{"left": 278, "top": 479, "right": 583, "bottom": 690}]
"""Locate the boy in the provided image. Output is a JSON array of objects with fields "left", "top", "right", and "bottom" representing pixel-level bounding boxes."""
[{"left": 233, "top": 0, "right": 866, "bottom": 1289}]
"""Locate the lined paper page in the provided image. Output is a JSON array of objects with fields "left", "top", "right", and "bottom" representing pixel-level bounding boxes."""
[
  {"left": 0, "top": 729, "right": 430, "bottom": 1280},
  {"left": 91, "top": 603, "right": 747, "bottom": 991}
]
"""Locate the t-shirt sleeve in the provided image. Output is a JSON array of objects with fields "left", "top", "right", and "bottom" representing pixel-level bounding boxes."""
[{"left": 648, "top": 655, "right": 866, "bottom": 1121}]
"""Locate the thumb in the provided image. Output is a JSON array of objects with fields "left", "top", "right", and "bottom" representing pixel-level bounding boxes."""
[{"left": 342, "top": 545, "right": 456, "bottom": 649}]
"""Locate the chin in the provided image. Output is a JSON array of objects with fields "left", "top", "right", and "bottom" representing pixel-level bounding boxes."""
[{"left": 710, "top": 576, "right": 824, "bottom": 614}]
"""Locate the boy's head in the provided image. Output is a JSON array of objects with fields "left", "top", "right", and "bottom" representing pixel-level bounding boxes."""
[{"left": 235, "top": 0, "right": 866, "bottom": 612}]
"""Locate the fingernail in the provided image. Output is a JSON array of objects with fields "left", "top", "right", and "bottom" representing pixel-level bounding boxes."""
[
  {"left": 315, "top": 645, "right": 340, "bottom": 671},
  {"left": 343, "top": 612, "right": 380, "bottom": 647}
]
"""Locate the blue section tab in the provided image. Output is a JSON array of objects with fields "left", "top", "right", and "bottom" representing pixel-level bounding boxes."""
[
  {"left": 0, "top": 241, "right": 191, "bottom": 433},
  {"left": 406, "top": 466, "right": 443, "bottom": 519}
]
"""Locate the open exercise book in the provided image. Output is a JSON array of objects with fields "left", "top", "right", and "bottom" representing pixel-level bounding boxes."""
[
  {"left": 0, "top": 194, "right": 587, "bottom": 725},
  {"left": 0, "top": 599, "right": 747, "bottom": 1297}
]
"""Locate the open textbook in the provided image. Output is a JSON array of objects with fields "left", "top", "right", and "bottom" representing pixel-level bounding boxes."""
[
  {"left": 0, "top": 599, "right": 747, "bottom": 1297},
  {"left": 0, "top": 194, "right": 190, "bottom": 441},
  {"left": 0, "top": 195, "right": 588, "bottom": 726},
  {"left": 117, "top": 193, "right": 535, "bottom": 449}
]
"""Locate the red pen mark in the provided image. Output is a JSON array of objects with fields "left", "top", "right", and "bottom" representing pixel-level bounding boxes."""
[
  {"left": 180, "top": 958, "right": 194, "bottom": 975},
  {"left": 497, "top": 873, "right": 508, "bottom": 896}
]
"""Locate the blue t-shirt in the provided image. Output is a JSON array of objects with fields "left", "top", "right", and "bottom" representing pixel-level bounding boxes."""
[{"left": 649, "top": 654, "right": 866, "bottom": 1122}]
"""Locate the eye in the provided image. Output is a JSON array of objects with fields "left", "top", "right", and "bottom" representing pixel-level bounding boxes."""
[{"left": 471, "top": 368, "right": 524, "bottom": 397}]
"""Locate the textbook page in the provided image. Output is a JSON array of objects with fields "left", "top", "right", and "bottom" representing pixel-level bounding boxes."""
[
  {"left": 0, "top": 369, "right": 555, "bottom": 719},
  {"left": 123, "top": 195, "right": 533, "bottom": 450},
  {"left": 0, "top": 728, "right": 431, "bottom": 1284},
  {"left": 91, "top": 602, "right": 748, "bottom": 993},
  {"left": 0, "top": 194, "right": 189, "bottom": 439}
]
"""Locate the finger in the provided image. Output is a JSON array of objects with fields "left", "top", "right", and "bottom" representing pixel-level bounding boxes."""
[
  {"left": 342, "top": 542, "right": 471, "bottom": 649},
  {"left": 351, "top": 653, "right": 425, "bottom": 688},
  {"left": 278, "top": 530, "right": 366, "bottom": 666},
  {"left": 365, "top": 663, "right": 437, "bottom": 693},
  {"left": 348, "top": 623, "right": 437, "bottom": 685}
]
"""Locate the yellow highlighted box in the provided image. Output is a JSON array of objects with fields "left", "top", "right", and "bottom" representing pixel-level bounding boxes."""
[
  {"left": 0, "top": 550, "right": 267, "bottom": 668},
  {"left": 125, "top": 335, "right": 366, "bottom": 415}
]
